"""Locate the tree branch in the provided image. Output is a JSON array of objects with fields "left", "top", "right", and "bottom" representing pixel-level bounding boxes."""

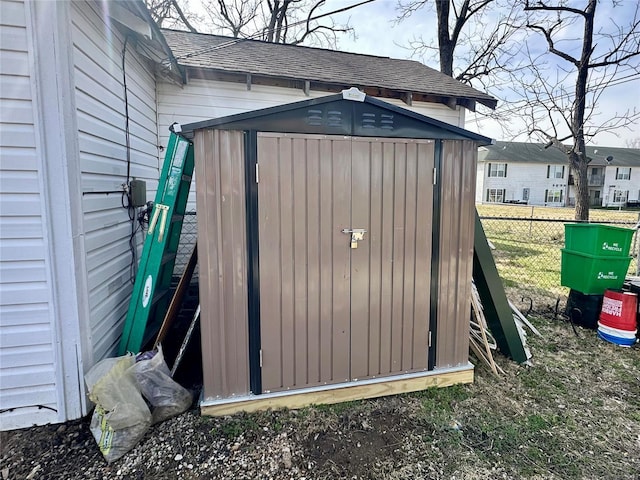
[
  {"left": 526, "top": 24, "right": 580, "bottom": 65},
  {"left": 171, "top": 0, "right": 198, "bottom": 32},
  {"left": 524, "top": 1, "right": 588, "bottom": 17}
]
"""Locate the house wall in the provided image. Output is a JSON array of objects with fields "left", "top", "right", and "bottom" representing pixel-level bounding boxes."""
[
  {"left": 0, "top": 0, "right": 63, "bottom": 430},
  {"left": 602, "top": 165, "right": 640, "bottom": 206},
  {"left": 158, "top": 79, "right": 466, "bottom": 148},
  {"left": 157, "top": 79, "right": 466, "bottom": 211},
  {"left": 477, "top": 161, "right": 568, "bottom": 206},
  {"left": 1, "top": 0, "right": 162, "bottom": 431},
  {"left": 71, "top": 1, "right": 160, "bottom": 361},
  {"left": 567, "top": 164, "right": 607, "bottom": 207}
]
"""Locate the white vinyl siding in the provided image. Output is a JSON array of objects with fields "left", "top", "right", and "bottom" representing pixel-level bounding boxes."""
[
  {"left": 71, "top": 2, "right": 159, "bottom": 361},
  {"left": 157, "top": 79, "right": 465, "bottom": 211},
  {"left": 603, "top": 165, "right": 639, "bottom": 206},
  {"left": 0, "top": 0, "right": 59, "bottom": 429},
  {"left": 157, "top": 78, "right": 466, "bottom": 151}
]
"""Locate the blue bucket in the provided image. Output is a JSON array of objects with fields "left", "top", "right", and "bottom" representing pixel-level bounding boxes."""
[{"left": 597, "top": 329, "right": 637, "bottom": 347}]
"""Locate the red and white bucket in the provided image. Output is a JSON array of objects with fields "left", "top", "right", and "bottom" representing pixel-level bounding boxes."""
[{"left": 598, "top": 290, "right": 638, "bottom": 346}]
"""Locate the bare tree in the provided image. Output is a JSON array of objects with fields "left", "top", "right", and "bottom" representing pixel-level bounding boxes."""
[
  {"left": 397, "top": 0, "right": 524, "bottom": 86},
  {"left": 626, "top": 137, "right": 640, "bottom": 149},
  {"left": 520, "top": 0, "right": 640, "bottom": 220},
  {"left": 146, "top": 0, "right": 355, "bottom": 47},
  {"left": 396, "top": 1, "right": 527, "bottom": 141},
  {"left": 146, "top": 0, "right": 201, "bottom": 32},
  {"left": 203, "top": 0, "right": 354, "bottom": 47},
  {"left": 202, "top": 0, "right": 261, "bottom": 37}
]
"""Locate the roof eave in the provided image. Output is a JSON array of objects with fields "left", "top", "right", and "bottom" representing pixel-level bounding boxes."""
[
  {"left": 180, "top": 64, "right": 496, "bottom": 111},
  {"left": 124, "top": 1, "right": 186, "bottom": 84}
]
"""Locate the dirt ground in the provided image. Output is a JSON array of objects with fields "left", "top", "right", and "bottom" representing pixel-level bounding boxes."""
[{"left": 2, "top": 315, "right": 639, "bottom": 479}]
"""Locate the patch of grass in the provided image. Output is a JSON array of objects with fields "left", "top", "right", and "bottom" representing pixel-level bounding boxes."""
[
  {"left": 312, "top": 400, "right": 362, "bottom": 415},
  {"left": 476, "top": 205, "right": 638, "bottom": 306},
  {"left": 410, "top": 384, "right": 472, "bottom": 429},
  {"left": 476, "top": 204, "right": 638, "bottom": 223},
  {"left": 410, "top": 384, "right": 470, "bottom": 404},
  {"left": 462, "top": 413, "right": 583, "bottom": 478},
  {"left": 216, "top": 413, "right": 260, "bottom": 439},
  {"left": 193, "top": 317, "right": 639, "bottom": 480}
]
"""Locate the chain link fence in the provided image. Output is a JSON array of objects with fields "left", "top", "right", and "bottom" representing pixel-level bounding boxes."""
[
  {"left": 480, "top": 215, "right": 639, "bottom": 314},
  {"left": 174, "top": 211, "right": 198, "bottom": 280}
]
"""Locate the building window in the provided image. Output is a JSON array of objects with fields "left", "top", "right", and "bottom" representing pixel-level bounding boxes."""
[
  {"left": 547, "top": 165, "right": 565, "bottom": 179},
  {"left": 545, "top": 189, "right": 563, "bottom": 203},
  {"left": 613, "top": 190, "right": 628, "bottom": 203},
  {"left": 488, "top": 163, "right": 507, "bottom": 177},
  {"left": 616, "top": 167, "right": 631, "bottom": 180},
  {"left": 486, "top": 188, "right": 505, "bottom": 203},
  {"left": 523, "top": 188, "right": 530, "bottom": 201}
]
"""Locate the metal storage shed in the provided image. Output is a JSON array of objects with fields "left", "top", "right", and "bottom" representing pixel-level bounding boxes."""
[{"left": 182, "top": 89, "right": 492, "bottom": 415}]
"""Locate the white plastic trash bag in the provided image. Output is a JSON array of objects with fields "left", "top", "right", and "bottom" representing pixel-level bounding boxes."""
[
  {"left": 132, "top": 346, "right": 193, "bottom": 424},
  {"left": 85, "top": 355, "right": 152, "bottom": 463}
]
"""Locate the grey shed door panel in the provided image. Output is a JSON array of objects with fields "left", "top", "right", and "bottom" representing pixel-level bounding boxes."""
[{"left": 257, "top": 133, "right": 434, "bottom": 393}]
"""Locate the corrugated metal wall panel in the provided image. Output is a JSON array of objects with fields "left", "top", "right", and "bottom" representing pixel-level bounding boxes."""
[
  {"left": 196, "top": 129, "right": 250, "bottom": 400},
  {"left": 258, "top": 134, "right": 353, "bottom": 393},
  {"left": 351, "top": 138, "right": 434, "bottom": 379},
  {"left": 70, "top": 2, "right": 160, "bottom": 361},
  {"left": 436, "top": 140, "right": 476, "bottom": 368},
  {"left": 257, "top": 134, "right": 435, "bottom": 393},
  {"left": 0, "top": 0, "right": 59, "bottom": 429}
]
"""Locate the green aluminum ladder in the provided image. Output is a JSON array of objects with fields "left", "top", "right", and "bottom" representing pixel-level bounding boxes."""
[{"left": 118, "top": 130, "right": 195, "bottom": 355}]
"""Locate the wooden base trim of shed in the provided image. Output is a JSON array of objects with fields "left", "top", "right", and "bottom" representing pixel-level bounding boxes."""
[{"left": 200, "top": 365, "right": 473, "bottom": 417}]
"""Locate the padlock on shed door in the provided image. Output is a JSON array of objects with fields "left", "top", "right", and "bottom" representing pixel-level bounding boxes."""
[{"left": 341, "top": 228, "right": 367, "bottom": 249}]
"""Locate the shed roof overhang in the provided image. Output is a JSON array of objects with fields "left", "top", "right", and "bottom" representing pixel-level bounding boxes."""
[{"left": 182, "top": 91, "right": 493, "bottom": 145}]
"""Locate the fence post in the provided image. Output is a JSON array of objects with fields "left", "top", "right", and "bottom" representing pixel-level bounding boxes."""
[
  {"left": 529, "top": 206, "right": 534, "bottom": 237},
  {"left": 636, "top": 213, "right": 640, "bottom": 276}
]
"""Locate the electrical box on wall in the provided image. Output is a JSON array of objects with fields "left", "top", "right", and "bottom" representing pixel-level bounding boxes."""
[{"left": 129, "top": 179, "right": 147, "bottom": 207}]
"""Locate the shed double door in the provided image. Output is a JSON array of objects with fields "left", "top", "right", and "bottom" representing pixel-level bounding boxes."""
[{"left": 257, "top": 133, "right": 435, "bottom": 393}]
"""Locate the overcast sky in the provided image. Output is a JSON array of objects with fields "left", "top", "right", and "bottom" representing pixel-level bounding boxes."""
[{"left": 188, "top": 0, "right": 640, "bottom": 148}]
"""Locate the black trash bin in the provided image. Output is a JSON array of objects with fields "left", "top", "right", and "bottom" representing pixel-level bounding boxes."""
[{"left": 564, "top": 289, "right": 604, "bottom": 329}]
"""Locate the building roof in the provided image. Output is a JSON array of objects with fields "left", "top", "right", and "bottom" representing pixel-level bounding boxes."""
[
  {"left": 161, "top": 29, "right": 497, "bottom": 110},
  {"left": 478, "top": 141, "right": 640, "bottom": 167},
  {"left": 182, "top": 90, "right": 493, "bottom": 145}
]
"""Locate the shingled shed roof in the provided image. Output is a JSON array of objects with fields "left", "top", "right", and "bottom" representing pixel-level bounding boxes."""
[
  {"left": 479, "top": 141, "right": 640, "bottom": 167},
  {"left": 161, "top": 29, "right": 498, "bottom": 111}
]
